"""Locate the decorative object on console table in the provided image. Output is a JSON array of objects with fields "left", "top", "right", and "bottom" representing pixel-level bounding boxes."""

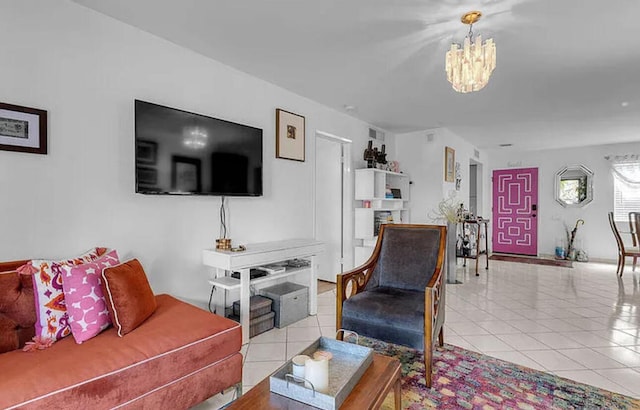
[
  {"left": 0, "top": 102, "right": 47, "bottom": 155},
  {"left": 429, "top": 192, "right": 463, "bottom": 284},
  {"left": 276, "top": 108, "right": 305, "bottom": 161},
  {"left": 444, "top": 146, "right": 455, "bottom": 182}
]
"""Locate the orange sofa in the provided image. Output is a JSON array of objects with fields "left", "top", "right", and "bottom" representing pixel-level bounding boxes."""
[{"left": 0, "top": 260, "right": 243, "bottom": 409}]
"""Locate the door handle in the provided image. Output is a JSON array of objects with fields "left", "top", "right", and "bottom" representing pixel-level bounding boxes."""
[{"left": 532, "top": 214, "right": 537, "bottom": 217}]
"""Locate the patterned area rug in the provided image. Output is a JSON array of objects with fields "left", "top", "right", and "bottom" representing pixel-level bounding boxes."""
[
  {"left": 346, "top": 336, "right": 639, "bottom": 409},
  {"left": 489, "top": 253, "right": 573, "bottom": 268}
]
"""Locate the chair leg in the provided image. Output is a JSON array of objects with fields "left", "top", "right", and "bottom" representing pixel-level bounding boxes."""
[
  {"left": 438, "top": 327, "right": 444, "bottom": 347},
  {"left": 424, "top": 344, "right": 433, "bottom": 388},
  {"left": 633, "top": 256, "right": 637, "bottom": 272},
  {"left": 620, "top": 255, "right": 626, "bottom": 277}
]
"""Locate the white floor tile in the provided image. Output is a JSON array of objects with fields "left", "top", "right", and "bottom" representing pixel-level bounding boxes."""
[
  {"left": 487, "top": 350, "right": 546, "bottom": 371},
  {"left": 529, "top": 332, "right": 584, "bottom": 349},
  {"left": 521, "top": 350, "right": 586, "bottom": 371},
  {"left": 286, "top": 341, "right": 314, "bottom": 359},
  {"left": 462, "top": 334, "right": 514, "bottom": 352},
  {"left": 595, "top": 368, "right": 640, "bottom": 397},
  {"left": 496, "top": 333, "right": 550, "bottom": 350},
  {"left": 242, "top": 361, "right": 285, "bottom": 386},
  {"left": 558, "top": 348, "right": 627, "bottom": 370},
  {"left": 447, "top": 321, "right": 491, "bottom": 336},
  {"left": 506, "top": 319, "right": 552, "bottom": 333},
  {"left": 554, "top": 370, "right": 633, "bottom": 397},
  {"left": 245, "top": 342, "right": 286, "bottom": 362},
  {"left": 593, "top": 346, "right": 640, "bottom": 367},
  {"left": 287, "top": 326, "right": 321, "bottom": 342},
  {"left": 250, "top": 327, "right": 287, "bottom": 344},
  {"left": 287, "top": 315, "right": 319, "bottom": 328},
  {"left": 476, "top": 320, "right": 521, "bottom": 334},
  {"left": 562, "top": 331, "right": 618, "bottom": 348}
]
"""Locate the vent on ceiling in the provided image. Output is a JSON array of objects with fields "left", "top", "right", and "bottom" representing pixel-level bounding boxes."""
[
  {"left": 499, "top": 143, "right": 513, "bottom": 147},
  {"left": 369, "top": 128, "right": 385, "bottom": 142},
  {"left": 426, "top": 133, "right": 435, "bottom": 142}
]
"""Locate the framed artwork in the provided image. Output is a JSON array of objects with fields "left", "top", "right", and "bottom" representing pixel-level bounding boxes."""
[
  {"left": 276, "top": 108, "right": 305, "bottom": 161},
  {"left": 136, "top": 140, "right": 157, "bottom": 164},
  {"left": 136, "top": 166, "right": 158, "bottom": 185},
  {"left": 0, "top": 102, "right": 47, "bottom": 154},
  {"left": 444, "top": 147, "right": 455, "bottom": 182},
  {"left": 171, "top": 156, "right": 202, "bottom": 192}
]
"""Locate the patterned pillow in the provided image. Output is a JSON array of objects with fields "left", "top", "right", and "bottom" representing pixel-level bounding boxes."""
[
  {"left": 61, "top": 250, "right": 120, "bottom": 344},
  {"left": 30, "top": 247, "right": 105, "bottom": 341}
]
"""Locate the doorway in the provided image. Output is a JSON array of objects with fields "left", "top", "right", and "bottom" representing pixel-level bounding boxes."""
[
  {"left": 492, "top": 167, "right": 539, "bottom": 256},
  {"left": 314, "top": 131, "right": 352, "bottom": 283},
  {"left": 468, "top": 160, "right": 483, "bottom": 218}
]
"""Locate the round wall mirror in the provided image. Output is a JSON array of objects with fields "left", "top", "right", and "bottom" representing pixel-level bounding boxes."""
[{"left": 555, "top": 164, "right": 594, "bottom": 207}]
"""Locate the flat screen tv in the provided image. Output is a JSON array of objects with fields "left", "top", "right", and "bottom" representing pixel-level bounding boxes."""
[{"left": 135, "top": 100, "right": 263, "bottom": 196}]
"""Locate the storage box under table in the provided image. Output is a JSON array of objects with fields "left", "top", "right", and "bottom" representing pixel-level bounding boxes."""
[
  {"left": 229, "top": 311, "right": 275, "bottom": 338},
  {"left": 259, "top": 282, "right": 308, "bottom": 328},
  {"left": 232, "top": 295, "right": 272, "bottom": 319}
]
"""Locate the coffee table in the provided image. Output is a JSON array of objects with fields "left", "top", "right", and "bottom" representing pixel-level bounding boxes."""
[{"left": 228, "top": 353, "right": 401, "bottom": 409}]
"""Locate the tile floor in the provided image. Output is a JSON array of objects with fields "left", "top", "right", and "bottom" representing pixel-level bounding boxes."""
[{"left": 195, "top": 259, "right": 640, "bottom": 408}]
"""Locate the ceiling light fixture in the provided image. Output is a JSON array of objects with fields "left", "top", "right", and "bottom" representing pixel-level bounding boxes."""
[{"left": 445, "top": 11, "right": 496, "bottom": 93}]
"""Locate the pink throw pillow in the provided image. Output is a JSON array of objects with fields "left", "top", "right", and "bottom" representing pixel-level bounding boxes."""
[
  {"left": 31, "top": 247, "right": 104, "bottom": 341},
  {"left": 62, "top": 250, "right": 120, "bottom": 344}
]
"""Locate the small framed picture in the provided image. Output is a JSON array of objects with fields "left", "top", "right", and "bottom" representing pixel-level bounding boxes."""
[
  {"left": 0, "top": 102, "right": 47, "bottom": 155},
  {"left": 136, "top": 140, "right": 158, "bottom": 164},
  {"left": 276, "top": 108, "right": 305, "bottom": 162},
  {"left": 172, "top": 156, "right": 202, "bottom": 192},
  {"left": 136, "top": 166, "right": 158, "bottom": 185},
  {"left": 444, "top": 147, "right": 455, "bottom": 182}
]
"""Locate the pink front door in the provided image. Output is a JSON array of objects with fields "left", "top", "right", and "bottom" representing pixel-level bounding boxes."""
[{"left": 492, "top": 168, "right": 538, "bottom": 256}]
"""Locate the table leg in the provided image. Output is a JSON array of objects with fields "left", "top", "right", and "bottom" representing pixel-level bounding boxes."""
[
  {"left": 240, "top": 268, "right": 250, "bottom": 344},
  {"left": 309, "top": 255, "right": 318, "bottom": 315},
  {"left": 393, "top": 377, "right": 401, "bottom": 410}
]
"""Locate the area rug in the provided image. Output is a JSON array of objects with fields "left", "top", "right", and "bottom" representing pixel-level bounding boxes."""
[
  {"left": 489, "top": 253, "right": 573, "bottom": 268},
  {"left": 345, "top": 336, "right": 639, "bottom": 409}
]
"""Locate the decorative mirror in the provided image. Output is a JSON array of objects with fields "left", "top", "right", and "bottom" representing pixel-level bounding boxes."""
[{"left": 555, "top": 164, "right": 594, "bottom": 207}]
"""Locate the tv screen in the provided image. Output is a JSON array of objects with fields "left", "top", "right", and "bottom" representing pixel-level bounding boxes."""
[{"left": 135, "top": 100, "right": 263, "bottom": 196}]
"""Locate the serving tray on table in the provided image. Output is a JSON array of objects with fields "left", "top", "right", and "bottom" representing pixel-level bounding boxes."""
[{"left": 269, "top": 337, "right": 373, "bottom": 410}]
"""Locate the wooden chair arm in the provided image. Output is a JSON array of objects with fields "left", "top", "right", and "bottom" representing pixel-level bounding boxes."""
[{"left": 336, "top": 256, "right": 379, "bottom": 338}]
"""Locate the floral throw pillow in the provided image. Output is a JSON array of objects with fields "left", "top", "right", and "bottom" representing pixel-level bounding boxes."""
[
  {"left": 61, "top": 250, "right": 119, "bottom": 344},
  {"left": 30, "top": 247, "right": 104, "bottom": 341}
]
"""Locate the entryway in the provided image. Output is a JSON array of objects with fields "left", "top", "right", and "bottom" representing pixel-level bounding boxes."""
[
  {"left": 492, "top": 167, "right": 539, "bottom": 256},
  {"left": 313, "top": 131, "right": 352, "bottom": 282}
]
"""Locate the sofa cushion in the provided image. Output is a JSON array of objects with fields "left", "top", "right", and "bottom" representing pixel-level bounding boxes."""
[
  {"left": 364, "top": 226, "right": 442, "bottom": 292},
  {"left": 102, "top": 259, "right": 157, "bottom": 336},
  {"left": 61, "top": 250, "right": 120, "bottom": 344},
  {"left": 31, "top": 247, "right": 105, "bottom": 342},
  {"left": 0, "top": 294, "right": 242, "bottom": 409},
  {"left": 0, "top": 264, "right": 35, "bottom": 353},
  {"left": 341, "top": 287, "right": 425, "bottom": 349}
]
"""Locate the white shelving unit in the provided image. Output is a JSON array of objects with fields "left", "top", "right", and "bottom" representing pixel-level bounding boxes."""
[
  {"left": 354, "top": 168, "right": 410, "bottom": 265},
  {"left": 202, "top": 239, "right": 324, "bottom": 344}
]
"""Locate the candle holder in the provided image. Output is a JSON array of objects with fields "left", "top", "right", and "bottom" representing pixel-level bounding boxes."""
[{"left": 215, "top": 238, "right": 232, "bottom": 250}]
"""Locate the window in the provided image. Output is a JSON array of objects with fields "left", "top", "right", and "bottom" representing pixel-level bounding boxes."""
[{"left": 613, "top": 162, "right": 640, "bottom": 221}]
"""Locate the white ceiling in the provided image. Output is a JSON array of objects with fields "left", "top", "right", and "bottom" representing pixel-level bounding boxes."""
[{"left": 72, "top": 0, "right": 640, "bottom": 151}]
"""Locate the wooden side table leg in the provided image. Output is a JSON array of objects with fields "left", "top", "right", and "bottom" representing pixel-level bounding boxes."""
[{"left": 394, "top": 377, "right": 401, "bottom": 410}]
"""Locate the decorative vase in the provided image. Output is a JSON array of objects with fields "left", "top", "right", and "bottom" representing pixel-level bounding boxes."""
[{"left": 446, "top": 222, "right": 458, "bottom": 284}]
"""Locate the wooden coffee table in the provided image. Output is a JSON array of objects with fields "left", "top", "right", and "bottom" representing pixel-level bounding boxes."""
[{"left": 228, "top": 353, "right": 402, "bottom": 409}]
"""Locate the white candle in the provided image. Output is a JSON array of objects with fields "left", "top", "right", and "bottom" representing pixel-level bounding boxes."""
[
  {"left": 304, "top": 358, "right": 329, "bottom": 393},
  {"left": 292, "top": 355, "right": 310, "bottom": 379}
]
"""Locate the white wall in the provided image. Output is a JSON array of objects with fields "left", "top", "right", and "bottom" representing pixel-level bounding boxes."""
[
  {"left": 0, "top": 1, "right": 378, "bottom": 303},
  {"left": 394, "top": 128, "right": 488, "bottom": 224},
  {"left": 487, "top": 142, "right": 640, "bottom": 261}
]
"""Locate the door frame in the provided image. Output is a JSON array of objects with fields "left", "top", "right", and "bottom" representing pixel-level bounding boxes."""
[{"left": 313, "top": 130, "right": 353, "bottom": 273}]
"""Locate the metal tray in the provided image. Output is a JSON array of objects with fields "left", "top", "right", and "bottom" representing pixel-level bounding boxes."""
[{"left": 269, "top": 337, "right": 373, "bottom": 410}]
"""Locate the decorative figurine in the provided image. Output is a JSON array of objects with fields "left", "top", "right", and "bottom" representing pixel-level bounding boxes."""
[
  {"left": 363, "top": 140, "right": 376, "bottom": 168},
  {"left": 376, "top": 144, "right": 388, "bottom": 165}
]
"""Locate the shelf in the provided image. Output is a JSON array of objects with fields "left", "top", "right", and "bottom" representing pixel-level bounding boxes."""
[{"left": 208, "top": 266, "right": 310, "bottom": 291}]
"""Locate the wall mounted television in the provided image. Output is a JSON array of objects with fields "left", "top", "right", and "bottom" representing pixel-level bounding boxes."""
[{"left": 135, "top": 100, "right": 263, "bottom": 196}]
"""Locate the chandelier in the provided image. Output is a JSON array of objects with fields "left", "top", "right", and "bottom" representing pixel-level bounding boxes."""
[
  {"left": 445, "top": 11, "right": 496, "bottom": 93},
  {"left": 183, "top": 126, "right": 208, "bottom": 149}
]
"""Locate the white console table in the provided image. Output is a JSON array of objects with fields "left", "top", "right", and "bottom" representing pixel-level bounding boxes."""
[{"left": 202, "top": 239, "right": 324, "bottom": 344}]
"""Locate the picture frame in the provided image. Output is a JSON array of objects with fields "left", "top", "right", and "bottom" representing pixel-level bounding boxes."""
[
  {"left": 276, "top": 108, "right": 305, "bottom": 162},
  {"left": 171, "top": 155, "right": 202, "bottom": 192},
  {"left": 0, "top": 102, "right": 47, "bottom": 155},
  {"left": 136, "top": 140, "right": 157, "bottom": 164},
  {"left": 444, "top": 147, "right": 455, "bottom": 182},
  {"left": 136, "top": 166, "right": 158, "bottom": 185}
]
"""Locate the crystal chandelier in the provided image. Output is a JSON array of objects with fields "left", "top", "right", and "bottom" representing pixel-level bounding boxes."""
[
  {"left": 445, "top": 11, "right": 496, "bottom": 93},
  {"left": 183, "top": 126, "right": 208, "bottom": 149}
]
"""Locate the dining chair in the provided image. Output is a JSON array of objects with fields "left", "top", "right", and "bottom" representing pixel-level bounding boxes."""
[
  {"left": 608, "top": 212, "right": 640, "bottom": 276},
  {"left": 336, "top": 224, "right": 446, "bottom": 388}
]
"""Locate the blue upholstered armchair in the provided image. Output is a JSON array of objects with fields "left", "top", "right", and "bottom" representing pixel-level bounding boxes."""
[{"left": 336, "top": 224, "right": 447, "bottom": 387}]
